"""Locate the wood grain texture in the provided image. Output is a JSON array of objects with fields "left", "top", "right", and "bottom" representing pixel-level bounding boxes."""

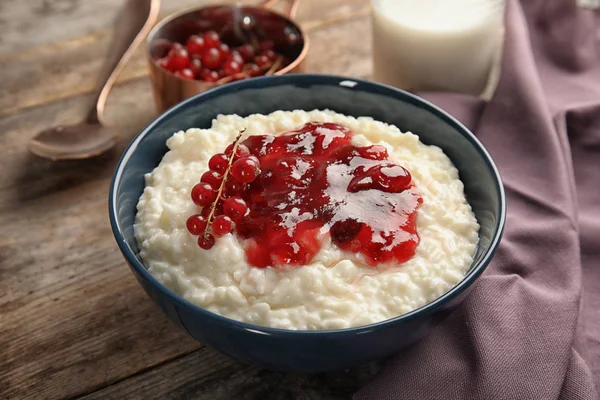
[
  {"left": 80, "top": 347, "right": 383, "bottom": 400},
  {"left": 0, "top": 0, "right": 223, "bottom": 117},
  {"left": 0, "top": 2, "right": 376, "bottom": 399},
  {"left": 0, "top": 0, "right": 369, "bottom": 118},
  {"left": 0, "top": 0, "right": 236, "bottom": 53},
  {"left": 0, "top": 79, "right": 202, "bottom": 400}
]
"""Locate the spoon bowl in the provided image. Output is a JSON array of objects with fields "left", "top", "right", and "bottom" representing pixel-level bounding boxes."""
[{"left": 29, "top": 124, "right": 120, "bottom": 161}]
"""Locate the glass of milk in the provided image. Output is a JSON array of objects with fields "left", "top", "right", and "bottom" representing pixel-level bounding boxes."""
[{"left": 371, "top": 0, "right": 506, "bottom": 98}]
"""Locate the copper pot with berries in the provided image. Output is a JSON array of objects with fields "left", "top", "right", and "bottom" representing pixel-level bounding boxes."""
[{"left": 146, "top": 0, "right": 307, "bottom": 112}]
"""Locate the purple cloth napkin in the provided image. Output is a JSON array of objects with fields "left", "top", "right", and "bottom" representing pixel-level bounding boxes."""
[{"left": 356, "top": 0, "right": 600, "bottom": 398}]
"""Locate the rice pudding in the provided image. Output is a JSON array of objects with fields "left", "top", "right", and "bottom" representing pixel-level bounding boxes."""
[{"left": 134, "top": 110, "right": 479, "bottom": 330}]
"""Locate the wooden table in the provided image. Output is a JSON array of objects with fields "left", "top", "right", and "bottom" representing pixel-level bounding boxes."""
[{"left": 0, "top": 1, "right": 384, "bottom": 398}]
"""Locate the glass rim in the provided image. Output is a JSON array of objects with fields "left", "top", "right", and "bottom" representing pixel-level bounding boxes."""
[{"left": 371, "top": 0, "right": 507, "bottom": 11}]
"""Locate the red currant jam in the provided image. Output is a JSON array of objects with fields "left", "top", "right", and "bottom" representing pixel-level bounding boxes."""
[{"left": 235, "top": 122, "right": 423, "bottom": 268}]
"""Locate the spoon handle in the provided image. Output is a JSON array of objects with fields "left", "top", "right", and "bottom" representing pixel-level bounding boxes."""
[
  {"left": 261, "top": 0, "right": 301, "bottom": 19},
  {"left": 86, "top": 0, "right": 160, "bottom": 124}
]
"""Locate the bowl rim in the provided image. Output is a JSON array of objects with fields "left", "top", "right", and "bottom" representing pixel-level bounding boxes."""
[{"left": 109, "top": 73, "right": 506, "bottom": 336}]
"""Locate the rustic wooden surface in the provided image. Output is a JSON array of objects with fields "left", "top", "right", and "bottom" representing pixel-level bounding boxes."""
[{"left": 0, "top": 1, "right": 383, "bottom": 399}]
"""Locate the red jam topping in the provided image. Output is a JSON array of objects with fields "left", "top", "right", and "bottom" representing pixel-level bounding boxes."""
[
  {"left": 188, "top": 122, "right": 423, "bottom": 268},
  {"left": 241, "top": 122, "right": 423, "bottom": 267}
]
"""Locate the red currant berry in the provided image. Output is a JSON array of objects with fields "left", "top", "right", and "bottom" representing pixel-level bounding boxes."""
[
  {"left": 222, "top": 60, "right": 242, "bottom": 76},
  {"left": 214, "top": 198, "right": 225, "bottom": 215},
  {"left": 171, "top": 42, "right": 184, "bottom": 50},
  {"left": 228, "top": 51, "right": 244, "bottom": 65},
  {"left": 200, "top": 206, "right": 211, "bottom": 218},
  {"left": 186, "top": 35, "right": 206, "bottom": 56},
  {"left": 244, "top": 63, "right": 260, "bottom": 77},
  {"left": 225, "top": 143, "right": 250, "bottom": 158},
  {"left": 284, "top": 26, "right": 300, "bottom": 45},
  {"left": 186, "top": 214, "right": 207, "bottom": 235},
  {"left": 379, "top": 165, "right": 411, "bottom": 192},
  {"left": 224, "top": 178, "right": 248, "bottom": 197},
  {"left": 358, "top": 145, "right": 388, "bottom": 160},
  {"left": 223, "top": 197, "right": 248, "bottom": 220},
  {"left": 263, "top": 50, "right": 277, "bottom": 61},
  {"left": 198, "top": 232, "right": 216, "bottom": 249},
  {"left": 330, "top": 219, "right": 362, "bottom": 244},
  {"left": 259, "top": 40, "right": 274, "bottom": 52},
  {"left": 213, "top": 215, "right": 235, "bottom": 236},
  {"left": 203, "top": 30, "right": 220, "bottom": 48},
  {"left": 190, "top": 58, "right": 203, "bottom": 78},
  {"left": 218, "top": 43, "right": 231, "bottom": 61},
  {"left": 232, "top": 157, "right": 261, "bottom": 183},
  {"left": 238, "top": 44, "right": 255, "bottom": 62},
  {"left": 208, "top": 153, "right": 229, "bottom": 174},
  {"left": 175, "top": 68, "right": 194, "bottom": 80},
  {"left": 201, "top": 170, "right": 223, "bottom": 188},
  {"left": 201, "top": 69, "right": 220, "bottom": 82},
  {"left": 156, "top": 57, "right": 170, "bottom": 70},
  {"left": 202, "top": 48, "right": 222, "bottom": 69},
  {"left": 191, "top": 182, "right": 217, "bottom": 206},
  {"left": 255, "top": 54, "right": 270, "bottom": 68},
  {"left": 347, "top": 164, "right": 411, "bottom": 193},
  {"left": 166, "top": 47, "right": 190, "bottom": 71}
]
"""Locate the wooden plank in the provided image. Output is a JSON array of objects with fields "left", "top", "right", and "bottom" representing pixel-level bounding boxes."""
[
  {"left": 306, "top": 15, "right": 372, "bottom": 78},
  {"left": 0, "top": 78, "right": 203, "bottom": 400},
  {"left": 79, "top": 346, "right": 383, "bottom": 400},
  {"left": 0, "top": 0, "right": 229, "bottom": 118},
  {"left": 0, "top": 11, "right": 373, "bottom": 400},
  {"left": 0, "top": 0, "right": 370, "bottom": 117},
  {"left": 0, "top": 0, "right": 238, "bottom": 53},
  {"left": 0, "top": 0, "right": 365, "bottom": 54}
]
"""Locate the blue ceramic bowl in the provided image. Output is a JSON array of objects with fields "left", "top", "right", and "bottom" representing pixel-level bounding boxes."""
[{"left": 109, "top": 74, "right": 505, "bottom": 372}]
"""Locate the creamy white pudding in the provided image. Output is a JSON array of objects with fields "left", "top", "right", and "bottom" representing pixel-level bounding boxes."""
[{"left": 135, "top": 110, "right": 479, "bottom": 330}]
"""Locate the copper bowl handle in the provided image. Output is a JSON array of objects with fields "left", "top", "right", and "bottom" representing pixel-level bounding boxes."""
[{"left": 259, "top": 0, "right": 300, "bottom": 19}]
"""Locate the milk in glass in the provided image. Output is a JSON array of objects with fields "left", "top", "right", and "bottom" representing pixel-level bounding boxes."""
[{"left": 371, "top": 0, "right": 505, "bottom": 96}]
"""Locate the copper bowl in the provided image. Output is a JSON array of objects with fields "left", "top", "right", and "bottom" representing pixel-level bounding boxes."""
[{"left": 146, "top": 0, "right": 308, "bottom": 112}]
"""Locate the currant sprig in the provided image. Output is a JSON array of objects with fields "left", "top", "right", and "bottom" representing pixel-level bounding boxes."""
[
  {"left": 265, "top": 55, "right": 284, "bottom": 76},
  {"left": 187, "top": 129, "right": 262, "bottom": 250}
]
